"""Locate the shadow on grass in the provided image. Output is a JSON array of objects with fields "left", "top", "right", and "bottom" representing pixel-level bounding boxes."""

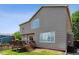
[{"left": 0, "top": 49, "right": 64, "bottom": 55}]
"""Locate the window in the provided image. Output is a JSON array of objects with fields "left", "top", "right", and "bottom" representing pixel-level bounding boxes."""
[
  {"left": 31, "top": 18, "right": 40, "bottom": 29},
  {"left": 21, "top": 28, "right": 24, "bottom": 32},
  {"left": 24, "top": 35, "right": 27, "bottom": 40},
  {"left": 39, "top": 32, "right": 55, "bottom": 43}
]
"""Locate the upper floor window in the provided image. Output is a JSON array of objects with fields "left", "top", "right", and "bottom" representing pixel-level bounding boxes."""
[
  {"left": 21, "top": 27, "right": 24, "bottom": 32},
  {"left": 31, "top": 18, "right": 40, "bottom": 29}
]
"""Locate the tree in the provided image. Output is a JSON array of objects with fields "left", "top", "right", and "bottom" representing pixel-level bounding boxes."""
[
  {"left": 13, "top": 32, "right": 21, "bottom": 40},
  {"left": 72, "top": 11, "right": 79, "bottom": 41}
]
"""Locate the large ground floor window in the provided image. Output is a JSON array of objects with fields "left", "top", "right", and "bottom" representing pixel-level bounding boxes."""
[{"left": 39, "top": 32, "right": 55, "bottom": 43}]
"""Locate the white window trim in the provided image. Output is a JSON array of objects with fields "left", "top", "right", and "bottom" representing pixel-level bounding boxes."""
[
  {"left": 39, "top": 32, "right": 55, "bottom": 43},
  {"left": 31, "top": 18, "right": 40, "bottom": 29}
]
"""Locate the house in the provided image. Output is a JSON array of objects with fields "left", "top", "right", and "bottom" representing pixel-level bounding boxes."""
[
  {"left": 19, "top": 5, "right": 74, "bottom": 52},
  {"left": 0, "top": 34, "right": 14, "bottom": 44}
]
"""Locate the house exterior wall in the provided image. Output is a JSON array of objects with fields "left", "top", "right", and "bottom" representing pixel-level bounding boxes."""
[{"left": 20, "top": 6, "right": 71, "bottom": 51}]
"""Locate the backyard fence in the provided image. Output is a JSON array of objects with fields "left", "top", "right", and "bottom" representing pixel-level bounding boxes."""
[{"left": 0, "top": 44, "right": 10, "bottom": 50}]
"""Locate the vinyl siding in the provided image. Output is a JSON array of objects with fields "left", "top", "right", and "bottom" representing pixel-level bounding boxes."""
[{"left": 20, "top": 6, "right": 71, "bottom": 51}]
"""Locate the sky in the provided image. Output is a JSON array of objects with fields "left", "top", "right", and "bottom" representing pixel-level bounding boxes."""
[{"left": 0, "top": 4, "right": 79, "bottom": 34}]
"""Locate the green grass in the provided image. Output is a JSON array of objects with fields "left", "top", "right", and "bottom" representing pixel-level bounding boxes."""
[{"left": 0, "top": 49, "right": 64, "bottom": 55}]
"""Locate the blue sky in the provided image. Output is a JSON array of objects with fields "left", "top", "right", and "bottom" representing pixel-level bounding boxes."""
[{"left": 0, "top": 4, "right": 79, "bottom": 34}]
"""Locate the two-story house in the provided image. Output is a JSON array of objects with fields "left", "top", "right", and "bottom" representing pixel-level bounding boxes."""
[{"left": 19, "top": 5, "right": 73, "bottom": 52}]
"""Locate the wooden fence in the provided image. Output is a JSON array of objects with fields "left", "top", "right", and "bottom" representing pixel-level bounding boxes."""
[{"left": 0, "top": 44, "right": 10, "bottom": 50}]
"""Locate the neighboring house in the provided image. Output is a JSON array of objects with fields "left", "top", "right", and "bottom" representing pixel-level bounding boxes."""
[
  {"left": 19, "top": 5, "right": 73, "bottom": 52},
  {"left": 0, "top": 34, "right": 14, "bottom": 44}
]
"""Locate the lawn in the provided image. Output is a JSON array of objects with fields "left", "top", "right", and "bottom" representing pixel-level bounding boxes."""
[{"left": 0, "top": 49, "right": 64, "bottom": 55}]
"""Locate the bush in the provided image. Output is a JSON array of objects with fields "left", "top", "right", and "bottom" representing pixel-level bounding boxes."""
[
  {"left": 74, "top": 41, "right": 79, "bottom": 48},
  {"left": 67, "top": 46, "right": 76, "bottom": 53}
]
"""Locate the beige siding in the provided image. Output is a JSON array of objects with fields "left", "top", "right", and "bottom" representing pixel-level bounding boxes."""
[{"left": 20, "top": 6, "right": 71, "bottom": 51}]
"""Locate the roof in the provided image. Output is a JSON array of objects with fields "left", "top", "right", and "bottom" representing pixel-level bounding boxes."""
[
  {"left": 19, "top": 5, "right": 68, "bottom": 26},
  {"left": 0, "top": 33, "right": 13, "bottom": 36}
]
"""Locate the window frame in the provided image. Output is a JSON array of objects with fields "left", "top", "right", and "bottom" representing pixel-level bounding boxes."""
[
  {"left": 31, "top": 18, "right": 40, "bottom": 29},
  {"left": 39, "top": 32, "right": 55, "bottom": 43}
]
